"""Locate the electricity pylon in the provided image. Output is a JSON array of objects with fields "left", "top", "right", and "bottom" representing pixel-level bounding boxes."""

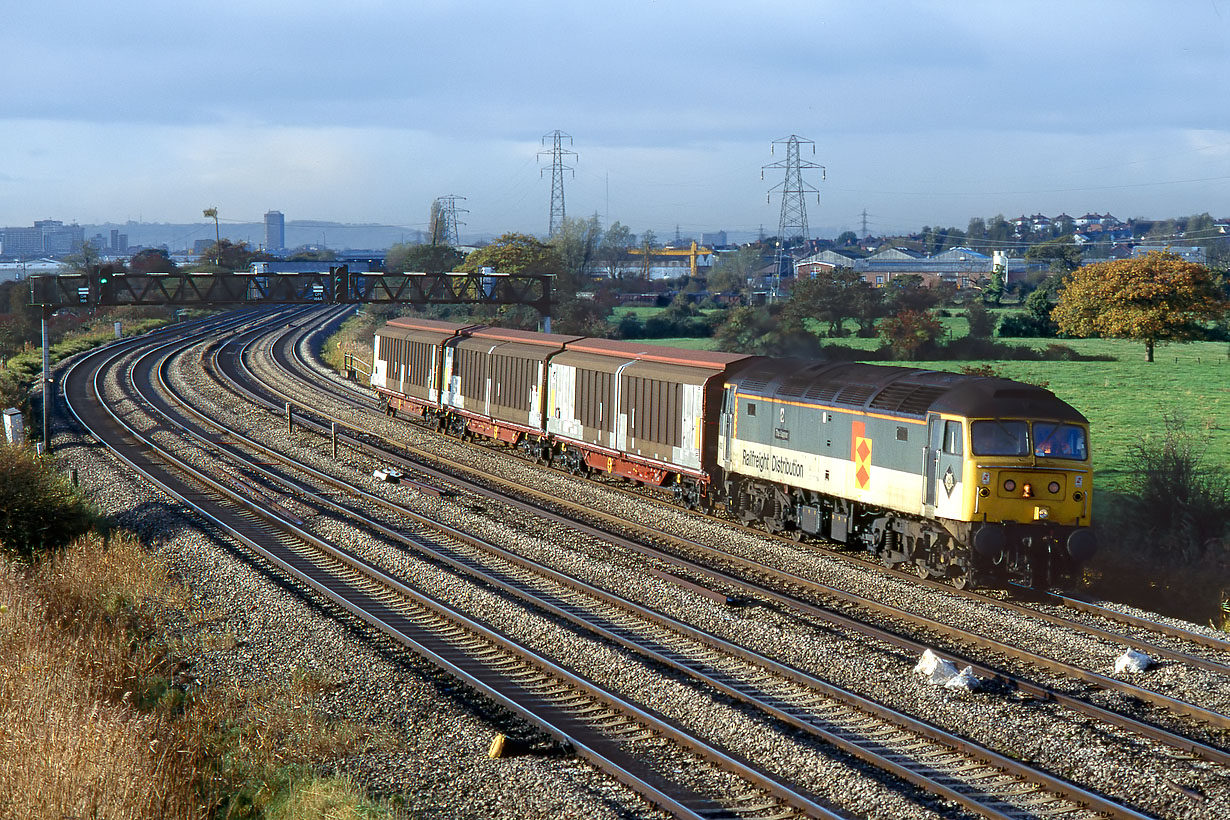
[
  {"left": 762, "top": 135, "right": 825, "bottom": 295},
  {"left": 432, "top": 195, "right": 467, "bottom": 246},
  {"left": 539, "top": 130, "right": 576, "bottom": 236}
]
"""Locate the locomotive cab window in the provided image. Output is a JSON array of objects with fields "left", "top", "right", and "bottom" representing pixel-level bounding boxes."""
[
  {"left": 971, "top": 420, "right": 1030, "bottom": 456},
  {"left": 943, "top": 420, "right": 963, "bottom": 455},
  {"left": 1033, "top": 422, "right": 1087, "bottom": 460}
]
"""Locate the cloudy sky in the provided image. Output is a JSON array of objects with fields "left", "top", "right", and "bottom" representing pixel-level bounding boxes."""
[{"left": 3, "top": 0, "right": 1229, "bottom": 243}]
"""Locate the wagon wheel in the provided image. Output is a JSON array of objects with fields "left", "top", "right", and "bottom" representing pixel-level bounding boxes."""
[
  {"left": 787, "top": 527, "right": 804, "bottom": 542},
  {"left": 915, "top": 563, "right": 931, "bottom": 580},
  {"left": 949, "top": 570, "right": 971, "bottom": 590}
]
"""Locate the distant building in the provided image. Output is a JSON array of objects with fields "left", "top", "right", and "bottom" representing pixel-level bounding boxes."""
[
  {"left": 1, "top": 227, "right": 45, "bottom": 258},
  {"left": 264, "top": 210, "right": 285, "bottom": 251},
  {"left": 795, "top": 245, "right": 1044, "bottom": 289},
  {"left": 700, "top": 231, "right": 728, "bottom": 247},
  {"left": 109, "top": 229, "right": 128, "bottom": 253},
  {"left": 1131, "top": 245, "right": 1206, "bottom": 264},
  {"left": 1, "top": 220, "right": 84, "bottom": 258}
]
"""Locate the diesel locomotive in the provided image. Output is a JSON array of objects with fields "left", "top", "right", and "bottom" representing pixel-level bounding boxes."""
[{"left": 372, "top": 317, "right": 1096, "bottom": 588}]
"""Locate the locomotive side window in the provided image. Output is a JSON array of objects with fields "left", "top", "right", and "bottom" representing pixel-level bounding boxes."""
[
  {"left": 1033, "top": 422, "right": 1087, "bottom": 460},
  {"left": 971, "top": 420, "right": 1029, "bottom": 456},
  {"left": 747, "top": 402, "right": 756, "bottom": 416},
  {"left": 943, "top": 420, "right": 963, "bottom": 455}
]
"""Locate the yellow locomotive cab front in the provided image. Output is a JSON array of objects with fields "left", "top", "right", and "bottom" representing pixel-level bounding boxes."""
[{"left": 965, "top": 418, "right": 1095, "bottom": 566}]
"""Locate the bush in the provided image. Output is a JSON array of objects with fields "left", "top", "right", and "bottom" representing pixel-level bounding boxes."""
[
  {"left": 997, "top": 311, "right": 1058, "bottom": 338},
  {"left": 1122, "top": 415, "right": 1228, "bottom": 558},
  {"left": 1085, "top": 415, "right": 1230, "bottom": 624},
  {"left": 965, "top": 303, "right": 997, "bottom": 339},
  {"left": 0, "top": 445, "right": 99, "bottom": 559},
  {"left": 877, "top": 309, "right": 944, "bottom": 360}
]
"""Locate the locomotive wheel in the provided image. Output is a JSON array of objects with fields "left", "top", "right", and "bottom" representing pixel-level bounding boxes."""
[
  {"left": 949, "top": 571, "right": 971, "bottom": 590},
  {"left": 915, "top": 563, "right": 931, "bottom": 580}
]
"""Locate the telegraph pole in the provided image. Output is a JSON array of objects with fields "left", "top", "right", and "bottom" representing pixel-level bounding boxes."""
[
  {"left": 539, "top": 130, "right": 576, "bottom": 236},
  {"left": 763, "top": 135, "right": 825, "bottom": 296}
]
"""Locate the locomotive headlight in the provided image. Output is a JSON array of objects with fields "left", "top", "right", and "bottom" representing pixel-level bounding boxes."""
[
  {"left": 1003, "top": 479, "right": 1016, "bottom": 492},
  {"left": 1048, "top": 481, "right": 1061, "bottom": 494},
  {"left": 1021, "top": 482, "right": 1034, "bottom": 498}
]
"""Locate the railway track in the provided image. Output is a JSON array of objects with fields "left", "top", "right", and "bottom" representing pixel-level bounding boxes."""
[
  {"left": 53, "top": 307, "right": 1230, "bottom": 818},
  {"left": 281, "top": 311, "right": 1230, "bottom": 663},
  {"left": 188, "top": 322, "right": 1155, "bottom": 819},
  {"left": 247, "top": 313, "right": 1230, "bottom": 743},
  {"left": 64, "top": 314, "right": 850, "bottom": 819},
  {"left": 201, "top": 310, "right": 1230, "bottom": 816}
]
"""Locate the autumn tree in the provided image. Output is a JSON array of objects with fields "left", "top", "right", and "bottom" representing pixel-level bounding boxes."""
[
  {"left": 707, "top": 246, "right": 763, "bottom": 295},
  {"left": 884, "top": 274, "right": 941, "bottom": 313},
  {"left": 129, "top": 247, "right": 178, "bottom": 274},
  {"left": 878, "top": 309, "right": 944, "bottom": 360},
  {"left": 598, "top": 221, "right": 635, "bottom": 280},
  {"left": 1051, "top": 251, "right": 1227, "bottom": 362},
  {"left": 457, "top": 233, "right": 559, "bottom": 276},
  {"left": 712, "top": 303, "right": 817, "bottom": 357},
  {"left": 192, "top": 239, "right": 264, "bottom": 272},
  {"left": 385, "top": 241, "right": 464, "bottom": 275},
  {"left": 785, "top": 268, "right": 881, "bottom": 337},
  {"left": 549, "top": 215, "right": 603, "bottom": 291},
  {"left": 1025, "top": 237, "right": 1082, "bottom": 275}
]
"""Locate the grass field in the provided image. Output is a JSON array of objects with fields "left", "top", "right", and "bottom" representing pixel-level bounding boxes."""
[{"left": 915, "top": 339, "right": 1229, "bottom": 495}]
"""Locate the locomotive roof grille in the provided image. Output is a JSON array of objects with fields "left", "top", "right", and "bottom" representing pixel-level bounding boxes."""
[
  {"left": 777, "top": 377, "right": 812, "bottom": 398},
  {"left": 739, "top": 376, "right": 771, "bottom": 393},
  {"left": 868, "top": 382, "right": 950, "bottom": 416},
  {"left": 834, "top": 384, "right": 878, "bottom": 406},
  {"left": 804, "top": 382, "right": 842, "bottom": 402}
]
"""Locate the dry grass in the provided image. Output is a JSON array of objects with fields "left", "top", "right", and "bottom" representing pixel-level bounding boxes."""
[
  {"left": 0, "top": 532, "right": 193, "bottom": 819},
  {"left": 0, "top": 531, "right": 398, "bottom": 819}
]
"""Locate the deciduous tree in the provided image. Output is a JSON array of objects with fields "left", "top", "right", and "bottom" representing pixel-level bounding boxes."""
[
  {"left": 129, "top": 247, "right": 178, "bottom": 274},
  {"left": 712, "top": 303, "right": 816, "bottom": 357},
  {"left": 385, "top": 241, "right": 464, "bottom": 275},
  {"left": 878, "top": 309, "right": 944, "bottom": 360},
  {"left": 599, "top": 221, "right": 635, "bottom": 279},
  {"left": 1025, "top": 237, "right": 1082, "bottom": 275},
  {"left": 1051, "top": 251, "right": 1227, "bottom": 361},
  {"left": 707, "top": 246, "right": 762, "bottom": 295},
  {"left": 786, "top": 268, "right": 880, "bottom": 337},
  {"left": 884, "top": 274, "right": 940, "bottom": 313},
  {"left": 457, "top": 233, "right": 560, "bottom": 276}
]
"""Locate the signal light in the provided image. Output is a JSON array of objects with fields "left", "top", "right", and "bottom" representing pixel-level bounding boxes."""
[
  {"left": 97, "top": 271, "right": 113, "bottom": 302},
  {"left": 1048, "top": 481, "right": 1061, "bottom": 494},
  {"left": 1003, "top": 479, "right": 1016, "bottom": 492}
]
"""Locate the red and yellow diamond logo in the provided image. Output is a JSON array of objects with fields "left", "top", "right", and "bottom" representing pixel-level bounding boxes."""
[{"left": 852, "top": 421, "right": 872, "bottom": 491}]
